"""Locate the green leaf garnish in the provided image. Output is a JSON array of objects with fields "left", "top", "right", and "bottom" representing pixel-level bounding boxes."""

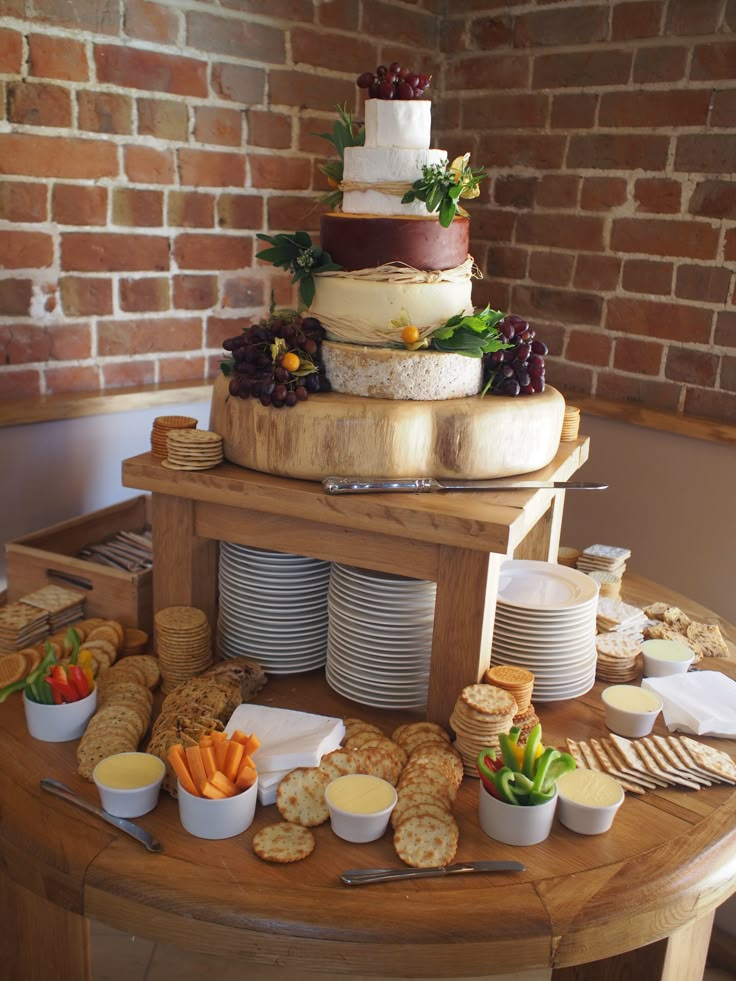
[
  {"left": 403, "top": 153, "right": 486, "bottom": 227},
  {"left": 256, "top": 232, "right": 343, "bottom": 308}
]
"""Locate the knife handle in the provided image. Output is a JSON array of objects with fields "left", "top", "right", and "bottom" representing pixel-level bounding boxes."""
[{"left": 323, "top": 477, "right": 435, "bottom": 494}]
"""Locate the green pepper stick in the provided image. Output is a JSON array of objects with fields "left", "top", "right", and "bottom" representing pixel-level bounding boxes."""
[
  {"left": 522, "top": 723, "right": 543, "bottom": 779},
  {"left": 499, "top": 728, "right": 523, "bottom": 772},
  {"left": 540, "top": 752, "right": 576, "bottom": 795}
]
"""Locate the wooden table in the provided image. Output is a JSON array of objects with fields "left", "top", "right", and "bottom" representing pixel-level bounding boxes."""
[
  {"left": 2, "top": 576, "right": 735, "bottom": 981},
  {"left": 121, "top": 439, "right": 589, "bottom": 726}
]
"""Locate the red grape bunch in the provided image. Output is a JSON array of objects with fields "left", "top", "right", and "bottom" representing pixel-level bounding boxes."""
[
  {"left": 357, "top": 62, "right": 431, "bottom": 100},
  {"left": 221, "top": 313, "right": 330, "bottom": 409},
  {"left": 484, "top": 315, "right": 548, "bottom": 397}
]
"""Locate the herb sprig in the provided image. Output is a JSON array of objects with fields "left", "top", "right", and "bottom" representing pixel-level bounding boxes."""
[
  {"left": 402, "top": 154, "right": 486, "bottom": 227},
  {"left": 429, "top": 305, "right": 509, "bottom": 358},
  {"left": 255, "top": 231, "right": 342, "bottom": 307},
  {"left": 314, "top": 105, "right": 365, "bottom": 209}
]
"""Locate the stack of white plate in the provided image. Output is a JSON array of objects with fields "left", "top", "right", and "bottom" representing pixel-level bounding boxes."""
[
  {"left": 491, "top": 559, "right": 598, "bottom": 702},
  {"left": 217, "top": 542, "right": 330, "bottom": 675},
  {"left": 326, "top": 563, "right": 436, "bottom": 709}
]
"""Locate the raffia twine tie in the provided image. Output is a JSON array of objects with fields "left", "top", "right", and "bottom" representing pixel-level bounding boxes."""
[{"left": 339, "top": 179, "right": 412, "bottom": 197}]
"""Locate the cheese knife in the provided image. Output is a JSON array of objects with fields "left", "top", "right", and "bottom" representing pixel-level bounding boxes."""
[
  {"left": 341, "top": 860, "right": 525, "bottom": 885},
  {"left": 323, "top": 477, "right": 607, "bottom": 495}
]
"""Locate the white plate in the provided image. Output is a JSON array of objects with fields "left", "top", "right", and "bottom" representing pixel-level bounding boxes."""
[
  {"left": 497, "top": 560, "right": 598, "bottom": 611},
  {"left": 333, "top": 564, "right": 435, "bottom": 588},
  {"left": 327, "top": 633, "right": 431, "bottom": 666},
  {"left": 325, "top": 667, "right": 427, "bottom": 709},
  {"left": 327, "top": 649, "right": 430, "bottom": 683}
]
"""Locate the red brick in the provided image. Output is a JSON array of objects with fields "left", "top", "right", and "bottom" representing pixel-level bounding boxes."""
[
  {"left": 675, "top": 264, "right": 732, "bottom": 304},
  {"left": 460, "top": 93, "right": 548, "bottom": 130},
  {"left": 124, "top": 0, "right": 179, "bottom": 43},
  {"left": 267, "top": 195, "right": 326, "bottom": 233},
  {"left": 53, "top": 185, "right": 107, "bottom": 226},
  {"left": 666, "top": 0, "right": 722, "bottom": 35},
  {"left": 0, "top": 134, "right": 118, "bottom": 179},
  {"left": 249, "top": 155, "right": 311, "bottom": 191},
  {"left": 119, "top": 277, "right": 170, "bottom": 312},
  {"left": 247, "top": 110, "right": 291, "bottom": 151},
  {"left": 291, "top": 27, "right": 377, "bottom": 73},
  {"left": 48, "top": 323, "right": 92, "bottom": 361},
  {"left": 493, "top": 175, "right": 538, "bottom": 209},
  {"left": 221, "top": 277, "right": 265, "bottom": 311},
  {"left": 0, "top": 28, "right": 22, "bottom": 73},
  {"left": 688, "top": 180, "right": 736, "bottom": 220},
  {"left": 45, "top": 365, "right": 101, "bottom": 395},
  {"left": 606, "top": 296, "right": 711, "bottom": 343},
  {"left": 77, "top": 91, "right": 132, "bottom": 135},
  {"left": 596, "top": 372, "right": 682, "bottom": 411},
  {"left": 0, "top": 369, "right": 41, "bottom": 398},
  {"left": 269, "top": 70, "right": 355, "bottom": 113},
  {"left": 472, "top": 15, "right": 513, "bottom": 48},
  {"left": 61, "top": 233, "right": 169, "bottom": 272},
  {"left": 550, "top": 93, "right": 597, "bottom": 130},
  {"left": 95, "top": 45, "right": 207, "bottom": 97},
  {"left": 138, "top": 98, "right": 189, "bottom": 141},
  {"left": 212, "top": 63, "right": 266, "bottom": 105},
  {"left": 186, "top": 11, "right": 285, "bottom": 62},
  {"left": 98, "top": 317, "right": 202, "bottom": 355},
  {"left": 218, "top": 0, "right": 319, "bottom": 16},
  {"left": 537, "top": 174, "right": 580, "bottom": 209},
  {"left": 511, "top": 285, "right": 603, "bottom": 326},
  {"left": 467, "top": 207, "right": 516, "bottom": 243},
  {"left": 675, "top": 134, "right": 736, "bottom": 174},
  {"left": 0, "top": 182, "right": 47, "bottom": 222},
  {"left": 515, "top": 5, "right": 608, "bottom": 47},
  {"left": 574, "top": 255, "right": 620, "bottom": 292},
  {"left": 102, "top": 361, "right": 157, "bottom": 389},
  {"left": 217, "top": 194, "right": 262, "bottom": 229},
  {"left": 533, "top": 50, "right": 632, "bottom": 89},
  {"left": 634, "top": 178, "right": 682, "bottom": 215},
  {"left": 478, "top": 133, "right": 565, "bottom": 170},
  {"left": 168, "top": 191, "right": 215, "bottom": 228},
  {"left": 207, "top": 315, "right": 252, "bottom": 348},
  {"left": 516, "top": 213, "right": 604, "bottom": 253},
  {"left": 612, "top": 218, "right": 718, "bottom": 261},
  {"left": 16, "top": 0, "right": 118, "bottom": 33},
  {"left": 28, "top": 33, "right": 87, "bottom": 80},
  {"left": 158, "top": 356, "right": 207, "bottom": 384},
  {"left": 726, "top": 228, "right": 736, "bottom": 263},
  {"left": 440, "top": 17, "right": 466, "bottom": 54},
  {"left": 633, "top": 45, "right": 688, "bottom": 83},
  {"left": 178, "top": 149, "right": 245, "bottom": 188},
  {"left": 0, "top": 279, "right": 32, "bottom": 315},
  {"left": 0, "top": 231, "right": 53, "bottom": 269},
  {"left": 528, "top": 251, "right": 574, "bottom": 286},
  {"left": 315, "top": 0, "right": 358, "bottom": 29},
  {"left": 720, "top": 356, "right": 736, "bottom": 393},
  {"left": 715, "top": 311, "right": 736, "bottom": 348},
  {"left": 448, "top": 54, "right": 529, "bottom": 91},
  {"left": 124, "top": 145, "right": 175, "bottom": 184},
  {"left": 580, "top": 177, "right": 627, "bottom": 212},
  {"left": 710, "top": 90, "right": 736, "bottom": 128},
  {"left": 59, "top": 276, "right": 112, "bottom": 316},
  {"left": 113, "top": 188, "right": 164, "bottom": 227},
  {"left": 8, "top": 81, "right": 71, "bottom": 128},
  {"left": 192, "top": 106, "right": 241, "bottom": 148},
  {"left": 665, "top": 345, "right": 718, "bottom": 387},
  {"left": 566, "top": 329, "right": 612, "bottom": 367},
  {"left": 568, "top": 134, "right": 669, "bottom": 172},
  {"left": 684, "top": 388, "right": 736, "bottom": 423},
  {"left": 432, "top": 96, "right": 462, "bottom": 134},
  {"left": 691, "top": 42, "right": 736, "bottom": 81},
  {"left": 174, "top": 234, "right": 252, "bottom": 270},
  {"left": 174, "top": 275, "right": 218, "bottom": 310},
  {"left": 1, "top": 325, "right": 50, "bottom": 364},
  {"left": 613, "top": 336, "right": 663, "bottom": 375},
  {"left": 544, "top": 359, "right": 594, "bottom": 396},
  {"left": 612, "top": 2, "right": 662, "bottom": 40},
  {"left": 622, "top": 259, "right": 673, "bottom": 295},
  {"left": 599, "top": 90, "right": 709, "bottom": 129},
  {"left": 484, "top": 245, "right": 528, "bottom": 280},
  {"left": 361, "top": 0, "right": 437, "bottom": 48}
]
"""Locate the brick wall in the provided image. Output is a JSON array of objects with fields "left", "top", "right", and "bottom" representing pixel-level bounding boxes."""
[
  {"left": 441, "top": 0, "right": 736, "bottom": 424},
  {"left": 1, "top": 0, "right": 734, "bottom": 428}
]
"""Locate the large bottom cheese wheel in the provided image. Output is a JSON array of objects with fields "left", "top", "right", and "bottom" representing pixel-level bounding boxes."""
[{"left": 210, "top": 374, "right": 566, "bottom": 481}]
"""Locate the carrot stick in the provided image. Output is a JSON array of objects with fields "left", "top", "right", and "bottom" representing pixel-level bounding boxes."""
[
  {"left": 211, "top": 770, "right": 238, "bottom": 797},
  {"left": 201, "top": 780, "right": 228, "bottom": 800},
  {"left": 201, "top": 745, "right": 217, "bottom": 781},
  {"left": 185, "top": 745, "right": 208, "bottom": 793},
  {"left": 223, "top": 740, "right": 244, "bottom": 783},
  {"left": 235, "top": 765, "right": 257, "bottom": 791},
  {"left": 168, "top": 747, "right": 200, "bottom": 797},
  {"left": 213, "top": 736, "right": 228, "bottom": 771}
]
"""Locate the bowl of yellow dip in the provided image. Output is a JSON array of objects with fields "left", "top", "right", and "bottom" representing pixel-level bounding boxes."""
[
  {"left": 325, "top": 774, "right": 397, "bottom": 843},
  {"left": 93, "top": 752, "right": 166, "bottom": 818},
  {"left": 601, "top": 684, "right": 663, "bottom": 738},
  {"left": 556, "top": 769, "right": 625, "bottom": 835}
]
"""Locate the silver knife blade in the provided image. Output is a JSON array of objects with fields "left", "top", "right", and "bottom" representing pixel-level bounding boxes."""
[
  {"left": 41, "top": 778, "right": 162, "bottom": 853},
  {"left": 323, "top": 477, "right": 607, "bottom": 494},
  {"left": 341, "top": 860, "right": 525, "bottom": 885}
]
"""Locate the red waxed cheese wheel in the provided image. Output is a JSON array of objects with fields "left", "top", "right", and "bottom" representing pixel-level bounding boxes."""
[{"left": 319, "top": 213, "right": 469, "bottom": 272}]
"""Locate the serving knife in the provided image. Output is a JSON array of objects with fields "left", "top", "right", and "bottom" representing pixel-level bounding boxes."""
[
  {"left": 41, "top": 778, "right": 162, "bottom": 853},
  {"left": 323, "top": 477, "right": 608, "bottom": 495},
  {"left": 341, "top": 860, "right": 525, "bottom": 885}
]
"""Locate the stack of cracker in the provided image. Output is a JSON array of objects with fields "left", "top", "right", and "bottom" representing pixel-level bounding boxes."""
[
  {"left": 596, "top": 597, "right": 647, "bottom": 638},
  {"left": 485, "top": 665, "right": 534, "bottom": 713},
  {"left": 151, "top": 415, "right": 198, "bottom": 458},
  {"left": 21, "top": 584, "right": 85, "bottom": 631},
  {"left": 643, "top": 603, "right": 731, "bottom": 661},
  {"left": 560, "top": 404, "right": 581, "bottom": 441},
  {"left": 587, "top": 570, "right": 621, "bottom": 599},
  {"left": 594, "top": 632, "right": 641, "bottom": 683},
  {"left": 0, "top": 651, "right": 32, "bottom": 688},
  {"left": 577, "top": 543, "right": 630, "bottom": 577},
  {"left": 449, "top": 683, "right": 518, "bottom": 776},
  {"left": 163, "top": 429, "right": 224, "bottom": 471},
  {"left": 0, "top": 602, "right": 49, "bottom": 654},
  {"left": 155, "top": 606, "right": 213, "bottom": 694},
  {"left": 557, "top": 546, "right": 581, "bottom": 568}
]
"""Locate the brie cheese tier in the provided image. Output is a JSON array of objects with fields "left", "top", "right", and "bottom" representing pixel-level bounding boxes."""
[
  {"left": 364, "top": 98, "right": 431, "bottom": 149},
  {"left": 320, "top": 213, "right": 469, "bottom": 271},
  {"left": 321, "top": 340, "right": 482, "bottom": 401},
  {"left": 342, "top": 146, "right": 446, "bottom": 216},
  {"left": 310, "top": 275, "right": 473, "bottom": 347}
]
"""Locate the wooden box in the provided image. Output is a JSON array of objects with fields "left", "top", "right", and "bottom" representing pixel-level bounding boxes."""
[{"left": 5, "top": 496, "right": 153, "bottom": 632}]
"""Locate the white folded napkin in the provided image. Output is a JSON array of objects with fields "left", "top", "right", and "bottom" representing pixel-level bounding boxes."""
[{"left": 642, "top": 671, "right": 736, "bottom": 737}]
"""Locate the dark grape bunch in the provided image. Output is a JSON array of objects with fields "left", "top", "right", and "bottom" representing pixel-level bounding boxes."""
[
  {"left": 221, "top": 313, "right": 330, "bottom": 408},
  {"left": 484, "top": 315, "right": 548, "bottom": 397},
  {"left": 357, "top": 62, "right": 431, "bottom": 100}
]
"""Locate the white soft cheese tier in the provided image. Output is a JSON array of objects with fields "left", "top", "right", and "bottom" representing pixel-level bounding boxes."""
[
  {"left": 310, "top": 276, "right": 473, "bottom": 347},
  {"left": 364, "top": 99, "right": 431, "bottom": 149},
  {"left": 321, "top": 340, "right": 482, "bottom": 401},
  {"left": 342, "top": 146, "right": 447, "bottom": 216}
]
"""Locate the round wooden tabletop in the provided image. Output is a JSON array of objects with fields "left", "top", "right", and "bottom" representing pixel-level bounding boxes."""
[{"left": 2, "top": 575, "right": 735, "bottom": 979}]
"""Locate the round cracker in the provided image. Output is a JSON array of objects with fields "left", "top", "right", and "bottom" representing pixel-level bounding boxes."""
[
  {"left": 276, "top": 768, "right": 330, "bottom": 827},
  {"left": 252, "top": 823, "right": 315, "bottom": 863},
  {"left": 393, "top": 814, "right": 459, "bottom": 868}
]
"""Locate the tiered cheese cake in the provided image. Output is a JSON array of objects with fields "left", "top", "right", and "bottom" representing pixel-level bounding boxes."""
[{"left": 210, "top": 81, "right": 565, "bottom": 481}]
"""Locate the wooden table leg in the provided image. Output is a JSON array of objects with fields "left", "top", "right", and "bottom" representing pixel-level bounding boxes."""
[
  {"left": 427, "top": 547, "right": 502, "bottom": 726},
  {"left": 3, "top": 870, "right": 90, "bottom": 980}
]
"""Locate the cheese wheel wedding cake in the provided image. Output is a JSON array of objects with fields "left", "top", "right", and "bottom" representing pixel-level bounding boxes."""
[{"left": 210, "top": 65, "right": 565, "bottom": 480}]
